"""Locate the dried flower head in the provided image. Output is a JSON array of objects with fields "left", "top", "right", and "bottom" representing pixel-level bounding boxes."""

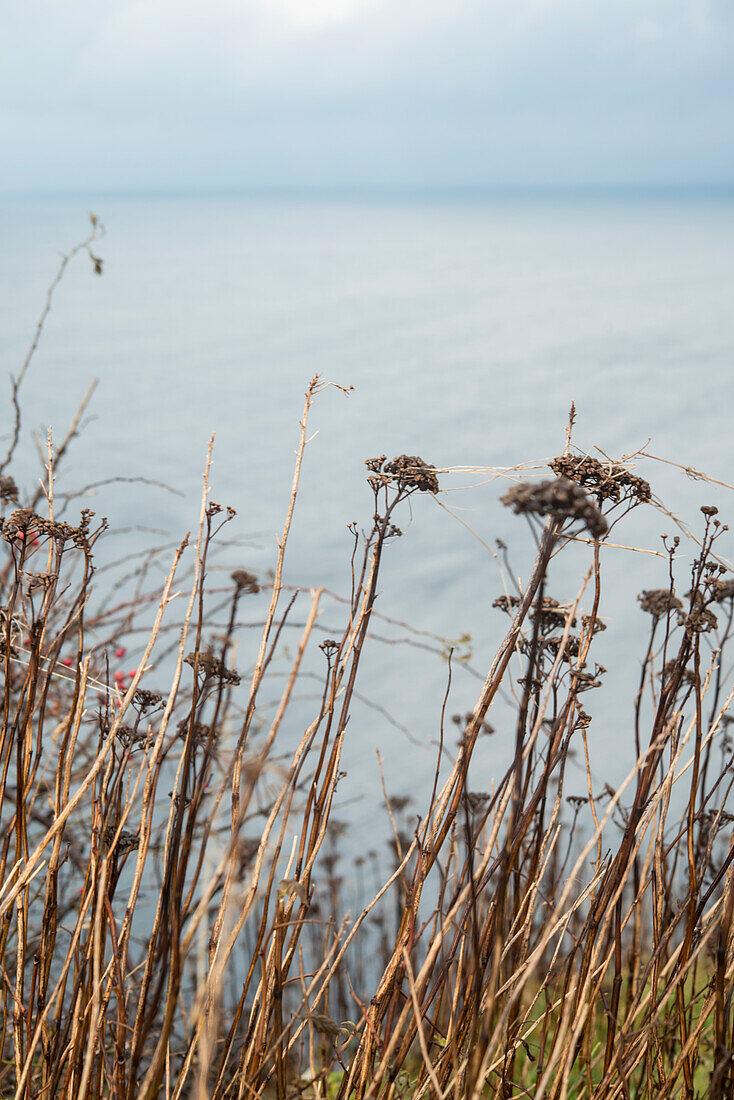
[
  {"left": 712, "top": 578, "right": 734, "bottom": 602},
  {"left": 638, "top": 589, "right": 683, "bottom": 619},
  {"left": 0, "top": 476, "right": 18, "bottom": 504},
  {"left": 231, "top": 569, "right": 260, "bottom": 594},
  {"left": 185, "top": 648, "right": 241, "bottom": 685},
  {"left": 133, "top": 689, "right": 164, "bottom": 711},
  {"left": 493, "top": 594, "right": 521, "bottom": 614},
  {"left": 25, "top": 572, "right": 57, "bottom": 595},
  {"left": 390, "top": 795, "right": 413, "bottom": 813},
  {"left": 550, "top": 454, "right": 651, "bottom": 506},
  {"left": 385, "top": 455, "right": 439, "bottom": 493},
  {"left": 451, "top": 712, "right": 494, "bottom": 736},
  {"left": 570, "top": 668, "right": 603, "bottom": 691},
  {"left": 537, "top": 633, "right": 581, "bottom": 661},
  {"left": 501, "top": 478, "right": 607, "bottom": 538},
  {"left": 177, "top": 720, "right": 215, "bottom": 750},
  {"left": 679, "top": 607, "right": 718, "bottom": 634},
  {"left": 366, "top": 454, "right": 439, "bottom": 494},
  {"left": 3, "top": 509, "right": 101, "bottom": 552},
  {"left": 3, "top": 509, "right": 39, "bottom": 543},
  {"left": 103, "top": 827, "right": 139, "bottom": 854},
  {"left": 115, "top": 725, "right": 150, "bottom": 751},
  {"left": 581, "top": 613, "right": 607, "bottom": 635},
  {"left": 661, "top": 659, "right": 697, "bottom": 688},
  {"left": 530, "top": 596, "right": 576, "bottom": 632}
]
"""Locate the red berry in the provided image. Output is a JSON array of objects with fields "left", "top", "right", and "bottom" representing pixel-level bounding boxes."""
[
  {"left": 115, "top": 647, "right": 126, "bottom": 659},
  {"left": 61, "top": 657, "right": 74, "bottom": 667}
]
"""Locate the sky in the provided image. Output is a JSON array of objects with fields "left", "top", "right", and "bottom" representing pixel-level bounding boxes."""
[{"left": 2, "top": 0, "right": 734, "bottom": 191}]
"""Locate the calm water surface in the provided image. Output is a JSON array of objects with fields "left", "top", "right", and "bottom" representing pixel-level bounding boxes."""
[{"left": 2, "top": 193, "right": 734, "bottom": 842}]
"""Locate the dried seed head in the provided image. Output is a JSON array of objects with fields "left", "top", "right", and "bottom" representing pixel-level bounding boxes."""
[
  {"left": 4, "top": 510, "right": 97, "bottom": 551},
  {"left": 177, "top": 720, "right": 215, "bottom": 750},
  {"left": 390, "top": 795, "right": 412, "bottom": 813},
  {"left": 679, "top": 606, "right": 718, "bottom": 634},
  {"left": 451, "top": 712, "right": 494, "bottom": 736},
  {"left": 367, "top": 454, "right": 439, "bottom": 493},
  {"left": 185, "top": 648, "right": 241, "bottom": 685},
  {"left": 501, "top": 478, "right": 608, "bottom": 538},
  {"left": 115, "top": 725, "right": 150, "bottom": 751},
  {"left": 535, "top": 633, "right": 581, "bottom": 661},
  {"left": 25, "top": 572, "right": 57, "bottom": 592},
  {"left": 581, "top": 613, "right": 607, "bottom": 635},
  {"left": 550, "top": 454, "right": 651, "bottom": 506},
  {"left": 103, "top": 827, "right": 139, "bottom": 854},
  {"left": 0, "top": 476, "right": 18, "bottom": 504},
  {"left": 231, "top": 569, "right": 259, "bottom": 594},
  {"left": 570, "top": 668, "right": 603, "bottom": 691},
  {"left": 661, "top": 659, "right": 697, "bottom": 687},
  {"left": 493, "top": 594, "right": 521, "bottom": 614},
  {"left": 712, "top": 578, "right": 734, "bottom": 602},
  {"left": 384, "top": 455, "right": 439, "bottom": 493},
  {"left": 133, "top": 689, "right": 164, "bottom": 711},
  {"left": 637, "top": 589, "right": 683, "bottom": 619},
  {"left": 530, "top": 597, "right": 576, "bottom": 632},
  {"left": 6, "top": 508, "right": 37, "bottom": 530}
]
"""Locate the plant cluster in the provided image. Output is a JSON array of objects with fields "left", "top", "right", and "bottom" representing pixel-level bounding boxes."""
[{"left": 2, "top": 227, "right": 734, "bottom": 1100}]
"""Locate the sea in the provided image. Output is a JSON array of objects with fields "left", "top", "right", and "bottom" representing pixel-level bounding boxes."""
[{"left": 2, "top": 190, "right": 734, "bottom": 856}]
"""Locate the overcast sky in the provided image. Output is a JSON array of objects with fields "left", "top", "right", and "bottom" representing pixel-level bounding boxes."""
[{"left": 3, "top": 0, "right": 734, "bottom": 191}]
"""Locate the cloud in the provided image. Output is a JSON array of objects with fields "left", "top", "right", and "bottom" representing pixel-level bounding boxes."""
[
  {"left": 260, "top": 0, "right": 386, "bottom": 30},
  {"left": 2, "top": 0, "right": 733, "bottom": 188}
]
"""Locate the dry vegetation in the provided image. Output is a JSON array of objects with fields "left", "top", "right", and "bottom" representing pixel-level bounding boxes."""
[{"left": 2, "top": 223, "right": 734, "bottom": 1099}]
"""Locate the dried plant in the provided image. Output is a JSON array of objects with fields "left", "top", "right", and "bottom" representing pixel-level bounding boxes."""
[{"left": 2, "top": 229, "right": 734, "bottom": 1100}]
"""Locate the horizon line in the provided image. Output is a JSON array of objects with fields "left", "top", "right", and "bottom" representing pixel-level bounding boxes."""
[{"left": 3, "top": 182, "right": 734, "bottom": 201}]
